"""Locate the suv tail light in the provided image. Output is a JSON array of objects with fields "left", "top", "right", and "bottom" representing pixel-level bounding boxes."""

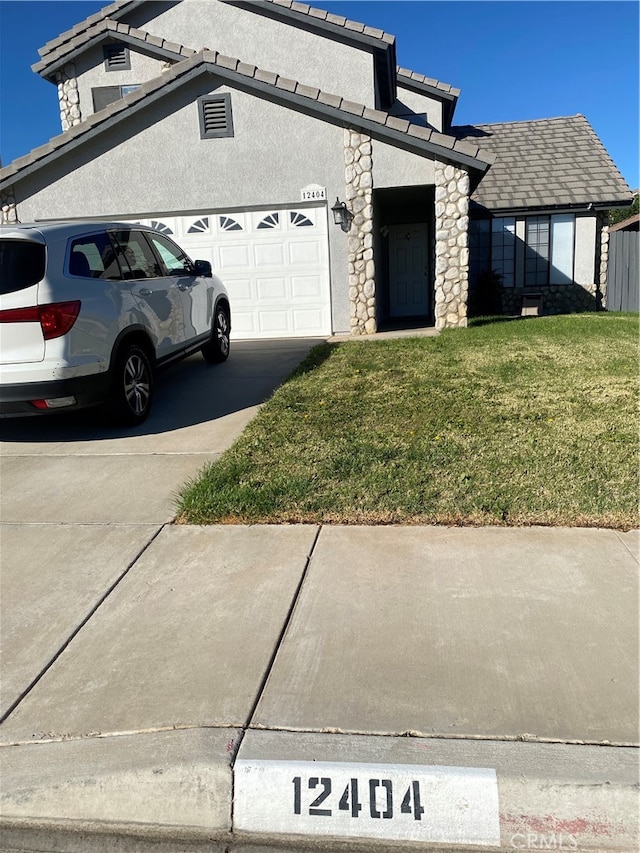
[{"left": 0, "top": 300, "right": 81, "bottom": 340}]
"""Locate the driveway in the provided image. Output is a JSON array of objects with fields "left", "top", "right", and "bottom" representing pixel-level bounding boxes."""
[{"left": 0, "top": 337, "right": 320, "bottom": 718}]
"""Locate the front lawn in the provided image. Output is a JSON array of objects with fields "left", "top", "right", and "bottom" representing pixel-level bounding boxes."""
[{"left": 177, "top": 314, "right": 639, "bottom": 529}]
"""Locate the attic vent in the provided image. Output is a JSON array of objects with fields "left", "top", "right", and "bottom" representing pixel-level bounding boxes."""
[
  {"left": 198, "top": 94, "right": 234, "bottom": 139},
  {"left": 104, "top": 44, "right": 130, "bottom": 71}
]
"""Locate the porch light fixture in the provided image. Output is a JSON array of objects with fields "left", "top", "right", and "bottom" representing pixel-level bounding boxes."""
[{"left": 331, "top": 197, "right": 352, "bottom": 231}]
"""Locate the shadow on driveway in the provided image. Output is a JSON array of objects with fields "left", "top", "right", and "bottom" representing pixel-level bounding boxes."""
[{"left": 0, "top": 338, "right": 322, "bottom": 446}]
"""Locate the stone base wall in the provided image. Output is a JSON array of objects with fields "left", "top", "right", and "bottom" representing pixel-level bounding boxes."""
[
  {"left": 434, "top": 161, "right": 470, "bottom": 330},
  {"left": 500, "top": 284, "right": 597, "bottom": 315},
  {"left": 345, "top": 128, "right": 376, "bottom": 335}
]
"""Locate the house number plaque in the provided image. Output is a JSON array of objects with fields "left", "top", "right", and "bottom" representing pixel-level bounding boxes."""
[{"left": 300, "top": 184, "right": 327, "bottom": 201}]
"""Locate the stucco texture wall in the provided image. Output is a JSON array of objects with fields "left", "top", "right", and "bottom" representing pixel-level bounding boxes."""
[
  {"left": 372, "top": 138, "right": 435, "bottom": 189},
  {"left": 74, "top": 44, "right": 168, "bottom": 120},
  {"left": 392, "top": 86, "right": 444, "bottom": 132},
  {"left": 127, "top": 0, "right": 376, "bottom": 107},
  {"left": 13, "top": 74, "right": 354, "bottom": 331}
]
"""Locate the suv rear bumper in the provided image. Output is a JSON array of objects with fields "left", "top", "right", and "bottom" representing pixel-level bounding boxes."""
[{"left": 0, "top": 373, "right": 110, "bottom": 416}]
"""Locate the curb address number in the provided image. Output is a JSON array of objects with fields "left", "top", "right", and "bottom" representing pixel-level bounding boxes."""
[{"left": 293, "top": 775, "right": 424, "bottom": 820}]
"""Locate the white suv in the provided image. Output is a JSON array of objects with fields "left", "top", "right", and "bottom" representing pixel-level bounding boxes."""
[{"left": 0, "top": 221, "right": 230, "bottom": 424}]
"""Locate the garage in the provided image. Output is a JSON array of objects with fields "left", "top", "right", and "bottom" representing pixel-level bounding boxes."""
[{"left": 133, "top": 204, "right": 332, "bottom": 339}]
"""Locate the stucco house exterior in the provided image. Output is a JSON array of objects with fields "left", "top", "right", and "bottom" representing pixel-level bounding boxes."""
[{"left": 0, "top": 0, "right": 634, "bottom": 338}]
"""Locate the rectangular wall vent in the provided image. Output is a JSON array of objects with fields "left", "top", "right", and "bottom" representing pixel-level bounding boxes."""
[
  {"left": 104, "top": 44, "right": 131, "bottom": 71},
  {"left": 198, "top": 94, "right": 234, "bottom": 139}
]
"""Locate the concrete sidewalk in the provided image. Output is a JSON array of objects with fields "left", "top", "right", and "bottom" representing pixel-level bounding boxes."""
[{"left": 1, "top": 524, "right": 638, "bottom": 853}]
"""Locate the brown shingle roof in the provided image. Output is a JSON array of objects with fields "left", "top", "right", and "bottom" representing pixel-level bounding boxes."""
[
  {"left": 454, "top": 115, "right": 632, "bottom": 210},
  {"left": 396, "top": 67, "right": 460, "bottom": 99}
]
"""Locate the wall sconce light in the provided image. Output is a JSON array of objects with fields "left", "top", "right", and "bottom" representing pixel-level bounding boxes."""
[{"left": 331, "top": 197, "right": 352, "bottom": 232}]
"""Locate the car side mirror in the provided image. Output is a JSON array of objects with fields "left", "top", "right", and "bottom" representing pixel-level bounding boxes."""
[{"left": 194, "top": 259, "right": 212, "bottom": 277}]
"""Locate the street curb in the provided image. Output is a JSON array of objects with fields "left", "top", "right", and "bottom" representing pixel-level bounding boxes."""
[{"left": 1, "top": 731, "right": 637, "bottom": 852}]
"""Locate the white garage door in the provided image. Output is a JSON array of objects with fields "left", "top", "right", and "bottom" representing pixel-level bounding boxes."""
[{"left": 133, "top": 205, "right": 331, "bottom": 339}]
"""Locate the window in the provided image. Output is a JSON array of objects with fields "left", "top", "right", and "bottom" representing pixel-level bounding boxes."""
[
  {"left": 92, "top": 85, "right": 140, "bottom": 112},
  {"left": 68, "top": 233, "right": 122, "bottom": 280},
  {"left": 0, "top": 240, "right": 45, "bottom": 293},
  {"left": 491, "top": 218, "right": 516, "bottom": 287},
  {"left": 103, "top": 43, "right": 130, "bottom": 71},
  {"left": 525, "top": 214, "right": 575, "bottom": 286},
  {"left": 111, "top": 230, "right": 162, "bottom": 280},
  {"left": 198, "top": 94, "right": 234, "bottom": 139},
  {"left": 146, "top": 233, "right": 193, "bottom": 275}
]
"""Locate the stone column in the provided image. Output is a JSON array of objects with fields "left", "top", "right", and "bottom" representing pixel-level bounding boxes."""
[
  {"left": 598, "top": 212, "right": 610, "bottom": 308},
  {"left": 56, "top": 62, "right": 82, "bottom": 131},
  {"left": 345, "top": 128, "right": 376, "bottom": 335},
  {"left": 434, "top": 160, "right": 470, "bottom": 329},
  {"left": 0, "top": 187, "right": 18, "bottom": 224}
]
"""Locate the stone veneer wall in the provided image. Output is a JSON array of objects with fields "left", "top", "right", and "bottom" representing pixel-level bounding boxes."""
[
  {"left": 345, "top": 128, "right": 376, "bottom": 335},
  {"left": 0, "top": 188, "right": 18, "bottom": 224},
  {"left": 434, "top": 161, "right": 470, "bottom": 329},
  {"left": 598, "top": 212, "right": 610, "bottom": 308},
  {"left": 499, "top": 283, "right": 598, "bottom": 315},
  {"left": 56, "top": 62, "right": 82, "bottom": 131}
]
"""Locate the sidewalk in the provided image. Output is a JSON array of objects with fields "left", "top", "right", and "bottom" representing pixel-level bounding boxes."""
[{"left": 1, "top": 523, "right": 638, "bottom": 852}]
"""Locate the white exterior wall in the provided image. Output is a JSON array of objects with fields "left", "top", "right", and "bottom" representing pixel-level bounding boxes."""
[
  {"left": 127, "top": 0, "right": 376, "bottom": 106},
  {"left": 75, "top": 45, "right": 167, "bottom": 118},
  {"left": 372, "top": 138, "right": 435, "bottom": 188},
  {"left": 393, "top": 85, "right": 444, "bottom": 132},
  {"left": 574, "top": 214, "right": 597, "bottom": 285},
  {"left": 13, "top": 76, "right": 353, "bottom": 332}
]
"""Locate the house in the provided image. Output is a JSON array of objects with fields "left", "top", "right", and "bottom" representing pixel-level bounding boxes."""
[{"left": 0, "top": 0, "right": 634, "bottom": 337}]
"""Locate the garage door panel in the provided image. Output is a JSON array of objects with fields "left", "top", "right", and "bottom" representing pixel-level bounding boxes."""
[
  {"left": 231, "top": 312, "right": 259, "bottom": 335},
  {"left": 292, "top": 276, "right": 323, "bottom": 298},
  {"left": 219, "top": 244, "right": 251, "bottom": 268},
  {"left": 254, "top": 244, "right": 286, "bottom": 266},
  {"left": 293, "top": 309, "right": 326, "bottom": 332},
  {"left": 226, "top": 278, "right": 253, "bottom": 302},
  {"left": 289, "top": 240, "right": 322, "bottom": 265},
  {"left": 259, "top": 311, "right": 290, "bottom": 334},
  {"left": 257, "top": 278, "right": 287, "bottom": 300}
]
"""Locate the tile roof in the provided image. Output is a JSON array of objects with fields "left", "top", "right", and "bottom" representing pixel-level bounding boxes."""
[
  {"left": 454, "top": 115, "right": 633, "bottom": 210},
  {"left": 262, "top": 0, "right": 395, "bottom": 44},
  {"left": 0, "top": 49, "right": 493, "bottom": 191},
  {"left": 35, "top": 0, "right": 395, "bottom": 74},
  {"left": 396, "top": 67, "right": 460, "bottom": 99},
  {"left": 32, "top": 17, "right": 196, "bottom": 75}
]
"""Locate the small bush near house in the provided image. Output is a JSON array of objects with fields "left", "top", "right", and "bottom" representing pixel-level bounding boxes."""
[{"left": 177, "top": 314, "right": 639, "bottom": 529}]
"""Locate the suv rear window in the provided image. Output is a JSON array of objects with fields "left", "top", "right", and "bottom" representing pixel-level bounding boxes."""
[
  {"left": 0, "top": 240, "right": 46, "bottom": 294},
  {"left": 69, "top": 233, "right": 122, "bottom": 280}
]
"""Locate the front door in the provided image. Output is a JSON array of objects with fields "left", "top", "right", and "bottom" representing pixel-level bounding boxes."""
[{"left": 388, "top": 224, "right": 430, "bottom": 317}]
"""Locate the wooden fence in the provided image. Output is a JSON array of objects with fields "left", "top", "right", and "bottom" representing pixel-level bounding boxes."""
[{"left": 607, "top": 231, "right": 639, "bottom": 312}]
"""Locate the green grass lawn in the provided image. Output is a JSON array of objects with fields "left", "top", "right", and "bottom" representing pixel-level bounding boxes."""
[{"left": 177, "top": 313, "right": 639, "bottom": 529}]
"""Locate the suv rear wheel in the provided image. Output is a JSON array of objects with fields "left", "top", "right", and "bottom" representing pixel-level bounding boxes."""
[{"left": 107, "top": 342, "right": 154, "bottom": 425}]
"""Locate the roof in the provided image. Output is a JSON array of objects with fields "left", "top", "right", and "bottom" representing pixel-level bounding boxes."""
[
  {"left": 34, "top": 0, "right": 399, "bottom": 109},
  {"left": 0, "top": 49, "right": 493, "bottom": 192},
  {"left": 454, "top": 115, "right": 633, "bottom": 211},
  {"left": 609, "top": 213, "right": 639, "bottom": 232},
  {"left": 35, "top": 0, "right": 395, "bottom": 75}
]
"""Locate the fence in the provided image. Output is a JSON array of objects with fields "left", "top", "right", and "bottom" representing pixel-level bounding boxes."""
[{"left": 607, "top": 230, "right": 639, "bottom": 312}]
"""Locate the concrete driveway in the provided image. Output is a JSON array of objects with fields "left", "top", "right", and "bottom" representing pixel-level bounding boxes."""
[
  {"left": 0, "top": 337, "right": 320, "bottom": 719},
  {"left": 0, "top": 338, "right": 321, "bottom": 524}
]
